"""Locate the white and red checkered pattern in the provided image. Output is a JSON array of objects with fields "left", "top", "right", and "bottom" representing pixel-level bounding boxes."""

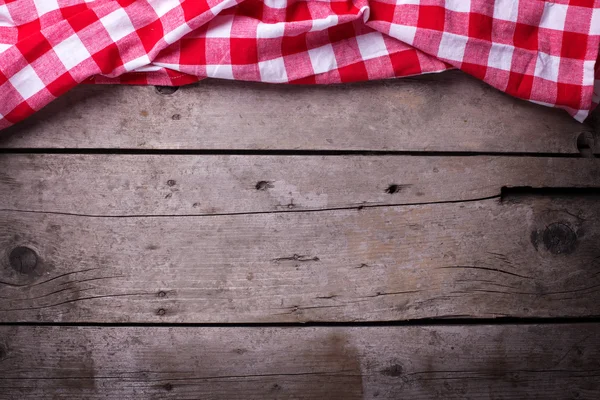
[{"left": 0, "top": 0, "right": 599, "bottom": 130}]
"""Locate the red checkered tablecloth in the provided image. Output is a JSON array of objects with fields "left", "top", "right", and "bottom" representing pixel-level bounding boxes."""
[{"left": 0, "top": 0, "right": 599, "bottom": 130}]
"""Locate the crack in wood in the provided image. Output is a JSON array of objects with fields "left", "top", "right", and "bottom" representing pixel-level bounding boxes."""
[
  {"left": 271, "top": 254, "right": 320, "bottom": 263},
  {"left": 439, "top": 265, "right": 534, "bottom": 280},
  {"left": 361, "top": 290, "right": 422, "bottom": 298},
  {"left": 0, "top": 292, "right": 150, "bottom": 312},
  {"left": 0, "top": 194, "right": 502, "bottom": 218},
  {"left": 5, "top": 287, "right": 95, "bottom": 302}
]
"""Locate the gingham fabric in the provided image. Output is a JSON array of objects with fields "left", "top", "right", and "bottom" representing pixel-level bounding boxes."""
[{"left": 0, "top": 0, "right": 599, "bottom": 130}]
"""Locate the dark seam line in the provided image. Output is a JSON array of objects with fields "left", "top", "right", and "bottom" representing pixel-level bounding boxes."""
[
  {"left": 1, "top": 316, "right": 599, "bottom": 328},
  {"left": 0, "top": 148, "right": 587, "bottom": 157}
]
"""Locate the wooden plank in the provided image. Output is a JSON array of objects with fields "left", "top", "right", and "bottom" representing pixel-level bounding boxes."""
[
  {"left": 0, "top": 71, "right": 589, "bottom": 153},
  {"left": 1, "top": 195, "right": 599, "bottom": 323},
  {"left": 1, "top": 155, "right": 600, "bottom": 216},
  {"left": 0, "top": 324, "right": 598, "bottom": 399}
]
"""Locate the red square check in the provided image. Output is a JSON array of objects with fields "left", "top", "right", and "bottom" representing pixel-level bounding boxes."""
[
  {"left": 66, "top": 9, "right": 100, "bottom": 33},
  {"left": 282, "top": 34, "right": 308, "bottom": 57},
  {"left": 230, "top": 38, "right": 259, "bottom": 64},
  {"left": 469, "top": 13, "right": 493, "bottom": 42},
  {"left": 506, "top": 71, "right": 534, "bottom": 99},
  {"left": 513, "top": 23, "right": 538, "bottom": 51},
  {"left": 92, "top": 43, "right": 122, "bottom": 74},
  {"left": 561, "top": 31, "right": 589, "bottom": 60},
  {"left": 338, "top": 60, "right": 369, "bottom": 82},
  {"left": 179, "top": 38, "right": 207, "bottom": 66},
  {"left": 389, "top": 49, "right": 422, "bottom": 77},
  {"left": 17, "top": 19, "right": 41, "bottom": 42},
  {"left": 557, "top": 82, "right": 583, "bottom": 107},
  {"left": 417, "top": 6, "right": 446, "bottom": 32},
  {"left": 5, "top": 102, "right": 36, "bottom": 123},
  {"left": 136, "top": 19, "right": 164, "bottom": 54},
  {"left": 15, "top": 32, "right": 52, "bottom": 63},
  {"left": 370, "top": 2, "right": 396, "bottom": 24},
  {"left": 46, "top": 71, "right": 78, "bottom": 97},
  {"left": 462, "top": 62, "right": 488, "bottom": 80}
]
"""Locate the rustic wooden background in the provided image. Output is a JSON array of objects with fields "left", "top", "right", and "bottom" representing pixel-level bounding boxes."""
[{"left": 0, "top": 71, "right": 599, "bottom": 399}]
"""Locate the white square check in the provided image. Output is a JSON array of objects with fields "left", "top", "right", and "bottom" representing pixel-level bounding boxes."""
[
  {"left": 389, "top": 24, "right": 417, "bottom": 45},
  {"left": 0, "top": 43, "right": 11, "bottom": 54},
  {"left": 590, "top": 9, "right": 600, "bottom": 35},
  {"left": 573, "top": 110, "right": 588, "bottom": 122},
  {"left": 100, "top": 9, "right": 136, "bottom": 43},
  {"left": 530, "top": 99, "right": 554, "bottom": 107},
  {"left": 148, "top": 0, "right": 180, "bottom": 17},
  {"left": 124, "top": 54, "right": 151, "bottom": 72},
  {"left": 258, "top": 57, "right": 288, "bottom": 83},
  {"left": 264, "top": 0, "right": 288, "bottom": 9},
  {"left": 205, "top": 14, "right": 234, "bottom": 38},
  {"left": 493, "top": 0, "right": 519, "bottom": 22},
  {"left": 445, "top": 0, "right": 470, "bottom": 13},
  {"left": 534, "top": 52, "right": 561, "bottom": 82},
  {"left": 308, "top": 44, "right": 337, "bottom": 74},
  {"left": 154, "top": 62, "right": 181, "bottom": 71},
  {"left": 539, "top": 3, "right": 568, "bottom": 30},
  {"left": 9, "top": 65, "right": 46, "bottom": 100},
  {"left": 209, "top": 0, "right": 238, "bottom": 15},
  {"left": 583, "top": 60, "right": 595, "bottom": 85},
  {"left": 437, "top": 32, "right": 468, "bottom": 62},
  {"left": 257, "top": 22, "right": 286, "bottom": 39},
  {"left": 0, "top": 5, "right": 13, "bottom": 27},
  {"left": 54, "top": 34, "right": 92, "bottom": 70},
  {"left": 206, "top": 64, "right": 234, "bottom": 79},
  {"left": 311, "top": 15, "right": 339, "bottom": 32},
  {"left": 164, "top": 23, "right": 192, "bottom": 45},
  {"left": 487, "top": 43, "right": 514, "bottom": 71},
  {"left": 33, "top": 0, "right": 60, "bottom": 16},
  {"left": 356, "top": 32, "right": 388, "bottom": 61},
  {"left": 132, "top": 64, "right": 162, "bottom": 72}
]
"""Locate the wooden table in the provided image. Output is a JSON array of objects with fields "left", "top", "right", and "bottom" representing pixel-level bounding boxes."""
[{"left": 1, "top": 71, "right": 599, "bottom": 399}]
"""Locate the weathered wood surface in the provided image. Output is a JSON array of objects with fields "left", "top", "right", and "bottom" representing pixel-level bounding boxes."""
[
  {"left": 1, "top": 155, "right": 600, "bottom": 216},
  {"left": 0, "top": 71, "right": 590, "bottom": 154},
  {"left": 1, "top": 194, "right": 599, "bottom": 323},
  {"left": 0, "top": 324, "right": 598, "bottom": 399}
]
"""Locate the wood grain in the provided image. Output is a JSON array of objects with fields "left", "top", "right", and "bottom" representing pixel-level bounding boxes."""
[
  {"left": 0, "top": 72, "right": 589, "bottom": 153},
  {"left": 0, "top": 324, "right": 598, "bottom": 399},
  {"left": 1, "top": 155, "right": 599, "bottom": 216},
  {"left": 1, "top": 195, "right": 599, "bottom": 323}
]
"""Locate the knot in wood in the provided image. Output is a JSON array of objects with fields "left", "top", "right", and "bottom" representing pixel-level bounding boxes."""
[
  {"left": 543, "top": 223, "right": 577, "bottom": 255},
  {"left": 9, "top": 246, "right": 38, "bottom": 274},
  {"left": 386, "top": 184, "right": 402, "bottom": 194},
  {"left": 255, "top": 181, "right": 274, "bottom": 191},
  {"left": 155, "top": 86, "right": 178, "bottom": 95},
  {"left": 576, "top": 131, "right": 596, "bottom": 158},
  {"left": 381, "top": 363, "right": 403, "bottom": 377}
]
